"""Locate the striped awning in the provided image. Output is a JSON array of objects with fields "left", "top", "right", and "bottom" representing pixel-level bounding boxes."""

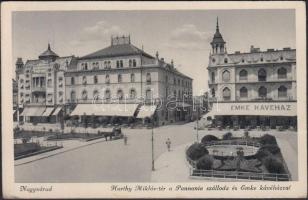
[
  {"left": 136, "top": 105, "right": 157, "bottom": 118},
  {"left": 70, "top": 104, "right": 139, "bottom": 117},
  {"left": 42, "top": 107, "right": 55, "bottom": 116},
  {"left": 51, "top": 107, "right": 63, "bottom": 116},
  {"left": 20, "top": 107, "right": 46, "bottom": 116}
]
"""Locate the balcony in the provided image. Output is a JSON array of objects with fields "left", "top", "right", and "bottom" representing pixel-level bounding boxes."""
[{"left": 32, "top": 86, "right": 46, "bottom": 93}]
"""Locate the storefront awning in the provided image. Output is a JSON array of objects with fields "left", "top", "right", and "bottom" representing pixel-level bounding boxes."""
[
  {"left": 51, "top": 107, "right": 62, "bottom": 116},
  {"left": 20, "top": 107, "right": 46, "bottom": 116},
  {"left": 42, "top": 107, "right": 55, "bottom": 116},
  {"left": 136, "top": 105, "right": 157, "bottom": 118},
  {"left": 70, "top": 104, "right": 139, "bottom": 117},
  {"left": 211, "top": 102, "right": 297, "bottom": 117}
]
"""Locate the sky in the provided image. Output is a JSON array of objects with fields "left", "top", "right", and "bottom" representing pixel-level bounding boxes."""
[{"left": 12, "top": 9, "right": 295, "bottom": 95}]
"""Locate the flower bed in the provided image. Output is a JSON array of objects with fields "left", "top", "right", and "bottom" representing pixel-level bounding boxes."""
[{"left": 186, "top": 133, "right": 290, "bottom": 181}]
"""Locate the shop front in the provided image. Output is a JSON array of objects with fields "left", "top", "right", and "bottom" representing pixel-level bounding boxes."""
[{"left": 209, "top": 102, "right": 297, "bottom": 129}]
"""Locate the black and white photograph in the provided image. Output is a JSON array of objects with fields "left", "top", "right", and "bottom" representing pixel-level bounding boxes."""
[{"left": 2, "top": 1, "right": 307, "bottom": 199}]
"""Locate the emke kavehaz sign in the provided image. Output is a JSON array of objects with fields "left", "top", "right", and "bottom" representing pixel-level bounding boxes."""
[{"left": 212, "top": 102, "right": 297, "bottom": 116}]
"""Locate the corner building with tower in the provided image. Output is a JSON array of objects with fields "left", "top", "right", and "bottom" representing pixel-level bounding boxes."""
[{"left": 207, "top": 19, "right": 297, "bottom": 129}]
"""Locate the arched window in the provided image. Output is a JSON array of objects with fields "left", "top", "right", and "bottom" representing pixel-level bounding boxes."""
[
  {"left": 133, "top": 59, "right": 136, "bottom": 67},
  {"left": 224, "top": 58, "right": 228, "bottom": 63},
  {"left": 258, "top": 86, "right": 267, "bottom": 98},
  {"left": 222, "top": 70, "right": 230, "bottom": 82},
  {"left": 211, "top": 72, "right": 215, "bottom": 83},
  {"left": 146, "top": 73, "right": 151, "bottom": 84},
  {"left": 93, "top": 90, "right": 99, "bottom": 99},
  {"left": 278, "top": 85, "right": 287, "bottom": 98},
  {"left": 129, "top": 60, "right": 132, "bottom": 67},
  {"left": 105, "top": 74, "right": 110, "bottom": 84},
  {"left": 107, "top": 61, "right": 111, "bottom": 68},
  {"left": 82, "top": 90, "right": 88, "bottom": 100},
  {"left": 105, "top": 90, "right": 111, "bottom": 100},
  {"left": 178, "top": 90, "right": 181, "bottom": 99},
  {"left": 94, "top": 75, "right": 98, "bottom": 84},
  {"left": 70, "top": 91, "right": 76, "bottom": 103},
  {"left": 239, "top": 69, "right": 248, "bottom": 81},
  {"left": 118, "top": 74, "right": 122, "bottom": 83},
  {"left": 146, "top": 89, "right": 152, "bottom": 100},
  {"left": 278, "top": 67, "right": 287, "bottom": 79},
  {"left": 240, "top": 87, "right": 248, "bottom": 98},
  {"left": 117, "top": 89, "right": 124, "bottom": 100},
  {"left": 116, "top": 60, "right": 120, "bottom": 68},
  {"left": 173, "top": 90, "right": 176, "bottom": 98},
  {"left": 84, "top": 63, "right": 88, "bottom": 70},
  {"left": 211, "top": 88, "right": 215, "bottom": 97},
  {"left": 258, "top": 69, "right": 267, "bottom": 81},
  {"left": 130, "top": 89, "right": 136, "bottom": 99},
  {"left": 131, "top": 73, "right": 135, "bottom": 82},
  {"left": 222, "top": 87, "right": 231, "bottom": 100},
  {"left": 104, "top": 61, "right": 107, "bottom": 68},
  {"left": 71, "top": 77, "right": 75, "bottom": 85}
]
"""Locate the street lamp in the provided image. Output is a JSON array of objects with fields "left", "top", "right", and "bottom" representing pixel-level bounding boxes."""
[
  {"left": 196, "top": 108, "right": 199, "bottom": 143},
  {"left": 151, "top": 116, "right": 155, "bottom": 171}
]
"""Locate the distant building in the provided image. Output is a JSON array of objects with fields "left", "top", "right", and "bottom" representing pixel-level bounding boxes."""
[
  {"left": 65, "top": 36, "right": 193, "bottom": 125},
  {"left": 207, "top": 18, "right": 297, "bottom": 129},
  {"left": 15, "top": 44, "right": 77, "bottom": 123}
]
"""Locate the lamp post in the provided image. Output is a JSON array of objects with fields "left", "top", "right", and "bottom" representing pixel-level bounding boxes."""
[
  {"left": 196, "top": 107, "right": 199, "bottom": 143},
  {"left": 151, "top": 116, "right": 155, "bottom": 171}
]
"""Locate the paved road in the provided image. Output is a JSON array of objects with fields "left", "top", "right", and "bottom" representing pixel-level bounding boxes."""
[
  {"left": 15, "top": 122, "right": 197, "bottom": 182},
  {"left": 15, "top": 123, "right": 298, "bottom": 182}
]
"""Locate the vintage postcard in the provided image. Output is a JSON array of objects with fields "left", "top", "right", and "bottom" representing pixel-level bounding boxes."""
[{"left": 1, "top": 1, "right": 307, "bottom": 199}]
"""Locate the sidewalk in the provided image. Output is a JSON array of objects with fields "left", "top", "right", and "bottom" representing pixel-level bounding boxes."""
[
  {"left": 14, "top": 137, "right": 109, "bottom": 166},
  {"left": 151, "top": 143, "right": 195, "bottom": 182}
]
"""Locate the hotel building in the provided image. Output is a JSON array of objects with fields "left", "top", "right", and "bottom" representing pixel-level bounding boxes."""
[
  {"left": 15, "top": 44, "right": 77, "bottom": 123},
  {"left": 65, "top": 36, "right": 193, "bottom": 125},
  {"left": 207, "top": 19, "right": 297, "bottom": 129}
]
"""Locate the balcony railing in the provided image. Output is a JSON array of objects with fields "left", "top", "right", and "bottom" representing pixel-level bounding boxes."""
[{"left": 32, "top": 87, "right": 46, "bottom": 92}]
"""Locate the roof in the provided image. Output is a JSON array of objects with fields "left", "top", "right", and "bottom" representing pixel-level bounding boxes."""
[
  {"left": 209, "top": 48, "right": 296, "bottom": 66},
  {"left": 211, "top": 18, "right": 225, "bottom": 44},
  {"left": 80, "top": 43, "right": 154, "bottom": 60},
  {"left": 24, "top": 56, "right": 75, "bottom": 70},
  {"left": 39, "top": 44, "right": 59, "bottom": 59}
]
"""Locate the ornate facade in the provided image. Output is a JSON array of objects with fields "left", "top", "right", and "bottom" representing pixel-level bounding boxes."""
[{"left": 207, "top": 18, "right": 297, "bottom": 129}]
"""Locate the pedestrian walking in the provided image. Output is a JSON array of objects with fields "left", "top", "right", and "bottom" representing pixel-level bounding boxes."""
[
  {"left": 166, "top": 138, "right": 171, "bottom": 152},
  {"left": 104, "top": 133, "right": 108, "bottom": 141},
  {"left": 124, "top": 135, "right": 128, "bottom": 145}
]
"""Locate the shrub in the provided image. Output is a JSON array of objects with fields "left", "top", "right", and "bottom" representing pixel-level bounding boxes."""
[
  {"left": 259, "top": 144, "right": 281, "bottom": 155},
  {"left": 186, "top": 143, "right": 209, "bottom": 161},
  {"left": 201, "top": 135, "right": 219, "bottom": 144},
  {"left": 222, "top": 132, "right": 233, "bottom": 140},
  {"left": 259, "top": 134, "right": 277, "bottom": 145},
  {"left": 263, "top": 156, "right": 285, "bottom": 174},
  {"left": 196, "top": 155, "right": 214, "bottom": 170},
  {"left": 255, "top": 148, "right": 271, "bottom": 160}
]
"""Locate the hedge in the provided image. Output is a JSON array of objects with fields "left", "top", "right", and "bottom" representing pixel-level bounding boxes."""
[
  {"left": 196, "top": 155, "right": 214, "bottom": 170},
  {"left": 186, "top": 143, "right": 209, "bottom": 161},
  {"left": 201, "top": 135, "right": 219, "bottom": 144},
  {"left": 259, "top": 134, "right": 277, "bottom": 145}
]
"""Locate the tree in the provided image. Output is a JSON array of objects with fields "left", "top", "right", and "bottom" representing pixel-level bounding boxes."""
[{"left": 186, "top": 143, "right": 209, "bottom": 161}]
